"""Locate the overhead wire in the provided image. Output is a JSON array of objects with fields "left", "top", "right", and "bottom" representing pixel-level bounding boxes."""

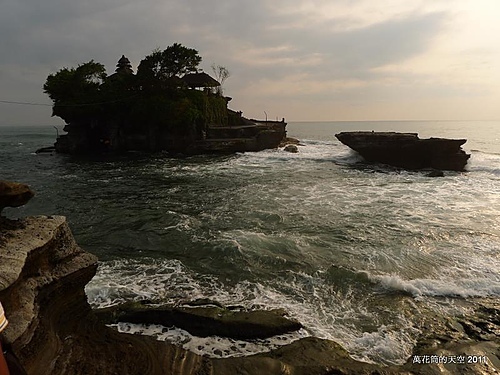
[
  {"left": 0, "top": 100, "right": 51, "bottom": 106},
  {"left": 0, "top": 95, "right": 140, "bottom": 107}
]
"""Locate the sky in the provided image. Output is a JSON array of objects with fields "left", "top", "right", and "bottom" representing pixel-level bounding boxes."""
[{"left": 1, "top": 0, "right": 500, "bottom": 125}]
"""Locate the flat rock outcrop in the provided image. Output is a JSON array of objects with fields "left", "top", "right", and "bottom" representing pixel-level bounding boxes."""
[
  {"left": 336, "top": 131, "right": 471, "bottom": 171},
  {"left": 96, "top": 302, "right": 303, "bottom": 340}
]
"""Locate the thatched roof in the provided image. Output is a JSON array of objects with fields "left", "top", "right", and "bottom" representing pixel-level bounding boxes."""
[{"left": 182, "top": 72, "right": 220, "bottom": 88}]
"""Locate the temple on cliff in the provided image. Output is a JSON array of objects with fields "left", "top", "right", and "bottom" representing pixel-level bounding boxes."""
[{"left": 52, "top": 55, "right": 286, "bottom": 155}]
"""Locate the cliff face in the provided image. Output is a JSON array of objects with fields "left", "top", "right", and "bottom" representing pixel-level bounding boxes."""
[
  {"left": 1, "top": 216, "right": 498, "bottom": 375},
  {"left": 0, "top": 216, "right": 209, "bottom": 375},
  {"left": 55, "top": 119, "right": 287, "bottom": 156},
  {"left": 335, "top": 131, "right": 471, "bottom": 171}
]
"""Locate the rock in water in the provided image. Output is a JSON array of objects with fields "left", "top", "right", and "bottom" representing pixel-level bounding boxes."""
[
  {"left": 283, "top": 144, "right": 299, "bottom": 153},
  {"left": 427, "top": 170, "right": 445, "bottom": 177},
  {"left": 335, "top": 132, "right": 470, "bottom": 171},
  {"left": 0, "top": 180, "right": 34, "bottom": 214},
  {"left": 95, "top": 302, "right": 303, "bottom": 340}
]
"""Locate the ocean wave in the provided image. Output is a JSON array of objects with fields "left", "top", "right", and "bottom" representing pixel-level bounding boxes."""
[
  {"left": 465, "top": 150, "right": 500, "bottom": 176},
  {"left": 236, "top": 139, "right": 364, "bottom": 166},
  {"left": 368, "top": 273, "right": 500, "bottom": 298},
  {"left": 351, "top": 325, "right": 418, "bottom": 365},
  {"left": 85, "top": 258, "right": 419, "bottom": 364}
]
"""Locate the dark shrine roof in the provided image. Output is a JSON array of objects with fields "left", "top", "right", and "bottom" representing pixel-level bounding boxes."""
[
  {"left": 117, "top": 55, "right": 131, "bottom": 65},
  {"left": 115, "top": 55, "right": 134, "bottom": 74},
  {"left": 182, "top": 72, "right": 220, "bottom": 88}
]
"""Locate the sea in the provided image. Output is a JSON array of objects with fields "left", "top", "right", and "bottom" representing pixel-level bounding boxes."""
[{"left": 1, "top": 121, "right": 499, "bottom": 366}]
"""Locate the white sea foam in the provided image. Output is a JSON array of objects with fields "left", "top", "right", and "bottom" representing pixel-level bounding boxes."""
[
  {"left": 111, "top": 322, "right": 309, "bottom": 358},
  {"left": 86, "top": 258, "right": 419, "bottom": 365},
  {"left": 83, "top": 136, "right": 500, "bottom": 366},
  {"left": 86, "top": 259, "right": 207, "bottom": 307},
  {"left": 369, "top": 273, "right": 500, "bottom": 298},
  {"left": 467, "top": 151, "right": 500, "bottom": 176},
  {"left": 351, "top": 325, "right": 418, "bottom": 365}
]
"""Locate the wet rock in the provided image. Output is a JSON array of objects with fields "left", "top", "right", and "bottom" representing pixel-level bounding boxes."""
[
  {"left": 279, "top": 137, "right": 301, "bottom": 147},
  {"left": 0, "top": 216, "right": 209, "bottom": 375},
  {"left": 212, "top": 337, "right": 390, "bottom": 375},
  {"left": 401, "top": 301, "right": 500, "bottom": 375},
  {"left": 35, "top": 146, "right": 56, "bottom": 154},
  {"left": 2, "top": 215, "right": 499, "bottom": 374},
  {"left": 427, "top": 170, "right": 445, "bottom": 177},
  {"left": 182, "top": 298, "right": 225, "bottom": 308},
  {"left": 336, "top": 131, "right": 470, "bottom": 171},
  {"left": 95, "top": 302, "right": 303, "bottom": 340},
  {"left": 0, "top": 180, "right": 34, "bottom": 214},
  {"left": 283, "top": 144, "right": 299, "bottom": 153}
]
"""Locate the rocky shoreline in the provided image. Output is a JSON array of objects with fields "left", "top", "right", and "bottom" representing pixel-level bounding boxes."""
[
  {"left": 0, "top": 180, "right": 498, "bottom": 374},
  {"left": 1, "top": 214, "right": 498, "bottom": 374}
]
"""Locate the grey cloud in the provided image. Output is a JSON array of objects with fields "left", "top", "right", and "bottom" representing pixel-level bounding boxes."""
[
  {"left": 0, "top": 0, "right": 451, "bottom": 124},
  {"left": 232, "top": 11, "right": 447, "bottom": 82}
]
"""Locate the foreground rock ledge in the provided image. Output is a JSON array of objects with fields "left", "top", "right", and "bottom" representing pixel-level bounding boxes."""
[
  {"left": 96, "top": 301, "right": 303, "bottom": 340},
  {"left": 336, "top": 131, "right": 471, "bottom": 171},
  {"left": 0, "top": 216, "right": 498, "bottom": 374}
]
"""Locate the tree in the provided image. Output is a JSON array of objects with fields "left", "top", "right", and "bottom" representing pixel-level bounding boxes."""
[
  {"left": 43, "top": 60, "right": 107, "bottom": 120},
  {"left": 43, "top": 60, "right": 107, "bottom": 102},
  {"left": 211, "top": 64, "right": 230, "bottom": 95},
  {"left": 137, "top": 43, "right": 202, "bottom": 85}
]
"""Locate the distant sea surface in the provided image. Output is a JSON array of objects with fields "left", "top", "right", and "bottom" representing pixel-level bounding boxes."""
[{"left": 1, "top": 121, "right": 499, "bottom": 365}]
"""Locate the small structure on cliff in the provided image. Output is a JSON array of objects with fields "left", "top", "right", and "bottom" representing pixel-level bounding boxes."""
[
  {"left": 181, "top": 72, "right": 220, "bottom": 89},
  {"left": 44, "top": 44, "right": 287, "bottom": 155},
  {"left": 115, "top": 55, "right": 134, "bottom": 75},
  {"left": 335, "top": 131, "right": 471, "bottom": 171}
]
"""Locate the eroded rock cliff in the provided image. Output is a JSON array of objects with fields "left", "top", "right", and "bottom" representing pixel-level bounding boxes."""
[
  {"left": 336, "top": 131, "right": 471, "bottom": 171},
  {"left": 0, "top": 215, "right": 498, "bottom": 374},
  {"left": 0, "top": 216, "right": 209, "bottom": 375}
]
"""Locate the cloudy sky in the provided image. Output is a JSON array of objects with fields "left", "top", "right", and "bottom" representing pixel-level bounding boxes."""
[{"left": 1, "top": 0, "right": 500, "bottom": 125}]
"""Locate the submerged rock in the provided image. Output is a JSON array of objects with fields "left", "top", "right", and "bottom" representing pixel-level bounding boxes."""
[
  {"left": 335, "top": 131, "right": 470, "bottom": 171},
  {"left": 95, "top": 302, "right": 303, "bottom": 340},
  {"left": 283, "top": 144, "right": 299, "bottom": 153},
  {"left": 279, "top": 137, "right": 301, "bottom": 147},
  {"left": 427, "top": 170, "right": 445, "bottom": 177},
  {"left": 0, "top": 180, "right": 34, "bottom": 214}
]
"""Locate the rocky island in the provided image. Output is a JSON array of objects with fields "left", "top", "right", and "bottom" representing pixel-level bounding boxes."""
[
  {"left": 336, "top": 131, "right": 471, "bottom": 171},
  {"left": 43, "top": 44, "right": 286, "bottom": 155},
  {"left": 1, "top": 180, "right": 498, "bottom": 374}
]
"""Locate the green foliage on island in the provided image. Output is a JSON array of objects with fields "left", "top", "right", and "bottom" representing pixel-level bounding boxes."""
[
  {"left": 136, "top": 43, "right": 202, "bottom": 84},
  {"left": 44, "top": 60, "right": 108, "bottom": 120},
  {"left": 43, "top": 43, "right": 228, "bottom": 132}
]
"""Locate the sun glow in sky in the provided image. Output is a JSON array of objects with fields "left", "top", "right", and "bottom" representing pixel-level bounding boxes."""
[{"left": 1, "top": 0, "right": 500, "bottom": 124}]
